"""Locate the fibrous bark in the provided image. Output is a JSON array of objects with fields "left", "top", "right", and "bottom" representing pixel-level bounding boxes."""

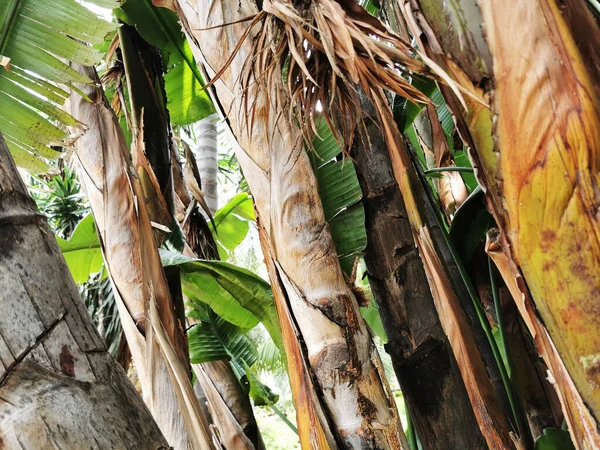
[
  {"left": 412, "top": 0, "right": 600, "bottom": 447},
  {"left": 174, "top": 0, "right": 407, "bottom": 448},
  {"left": 350, "top": 96, "right": 487, "bottom": 450},
  {"left": 66, "top": 65, "right": 214, "bottom": 450},
  {"left": 0, "top": 131, "right": 168, "bottom": 449}
]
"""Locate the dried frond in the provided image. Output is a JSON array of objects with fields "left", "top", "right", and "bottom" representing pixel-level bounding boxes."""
[
  {"left": 241, "top": 0, "right": 433, "bottom": 150},
  {"left": 100, "top": 60, "right": 126, "bottom": 117}
]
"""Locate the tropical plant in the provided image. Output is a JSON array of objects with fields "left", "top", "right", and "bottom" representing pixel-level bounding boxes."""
[
  {"left": 0, "top": 130, "right": 168, "bottom": 448},
  {"left": 2, "top": 0, "right": 600, "bottom": 449},
  {"left": 28, "top": 167, "right": 89, "bottom": 238},
  {"left": 0, "top": 0, "right": 117, "bottom": 172}
]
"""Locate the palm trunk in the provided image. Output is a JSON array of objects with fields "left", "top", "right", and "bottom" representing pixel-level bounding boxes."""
[
  {"left": 174, "top": 1, "right": 408, "bottom": 448},
  {"left": 172, "top": 143, "right": 266, "bottom": 450},
  {"left": 66, "top": 65, "right": 215, "bottom": 450},
  {"left": 0, "top": 131, "right": 168, "bottom": 449},
  {"left": 349, "top": 95, "right": 487, "bottom": 449},
  {"left": 410, "top": 1, "right": 600, "bottom": 447},
  {"left": 120, "top": 25, "right": 265, "bottom": 448},
  {"left": 194, "top": 113, "right": 219, "bottom": 213}
]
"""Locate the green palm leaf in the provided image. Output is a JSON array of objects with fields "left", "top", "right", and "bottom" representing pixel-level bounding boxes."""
[
  {"left": 309, "top": 118, "right": 367, "bottom": 274},
  {"left": 115, "top": 0, "right": 215, "bottom": 125},
  {"left": 0, "top": 0, "right": 117, "bottom": 172},
  {"left": 56, "top": 213, "right": 104, "bottom": 284},
  {"left": 188, "top": 302, "right": 258, "bottom": 367},
  {"left": 209, "top": 192, "right": 256, "bottom": 257},
  {"left": 161, "top": 249, "right": 283, "bottom": 353}
]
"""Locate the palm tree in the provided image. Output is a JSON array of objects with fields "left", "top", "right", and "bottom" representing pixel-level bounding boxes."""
[
  {"left": 194, "top": 114, "right": 220, "bottom": 213},
  {"left": 405, "top": 0, "right": 600, "bottom": 447},
  {"left": 66, "top": 64, "right": 215, "bottom": 450},
  {"left": 3, "top": 0, "right": 600, "bottom": 448},
  {"left": 173, "top": 0, "right": 600, "bottom": 448},
  {"left": 0, "top": 131, "right": 168, "bottom": 449},
  {"left": 177, "top": 1, "right": 410, "bottom": 448}
]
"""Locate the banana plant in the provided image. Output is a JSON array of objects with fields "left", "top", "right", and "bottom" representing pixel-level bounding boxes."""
[{"left": 0, "top": 0, "right": 117, "bottom": 172}]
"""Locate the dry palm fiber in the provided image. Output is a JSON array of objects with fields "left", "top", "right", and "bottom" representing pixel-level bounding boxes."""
[{"left": 204, "top": 0, "right": 472, "bottom": 150}]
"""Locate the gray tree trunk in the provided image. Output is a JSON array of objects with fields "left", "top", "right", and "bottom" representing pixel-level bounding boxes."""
[
  {"left": 0, "top": 132, "right": 168, "bottom": 449},
  {"left": 194, "top": 114, "right": 219, "bottom": 213}
]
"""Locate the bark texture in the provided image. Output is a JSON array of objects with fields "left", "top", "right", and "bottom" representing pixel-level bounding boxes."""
[
  {"left": 0, "top": 132, "right": 168, "bottom": 449},
  {"left": 193, "top": 114, "right": 219, "bottom": 213},
  {"left": 66, "top": 65, "right": 214, "bottom": 450},
  {"left": 175, "top": 0, "right": 407, "bottom": 448},
  {"left": 412, "top": 0, "right": 600, "bottom": 447},
  {"left": 174, "top": 161, "right": 265, "bottom": 450},
  {"left": 350, "top": 99, "right": 487, "bottom": 450}
]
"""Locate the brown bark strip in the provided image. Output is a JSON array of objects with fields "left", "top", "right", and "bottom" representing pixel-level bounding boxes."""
[
  {"left": 350, "top": 94, "right": 487, "bottom": 450},
  {"left": 66, "top": 65, "right": 214, "bottom": 450},
  {"left": 369, "top": 91, "right": 514, "bottom": 449},
  {"left": 486, "top": 231, "right": 600, "bottom": 450},
  {"left": 476, "top": 0, "right": 600, "bottom": 420},
  {"left": 0, "top": 131, "right": 168, "bottom": 449},
  {"left": 412, "top": 0, "right": 600, "bottom": 446}
]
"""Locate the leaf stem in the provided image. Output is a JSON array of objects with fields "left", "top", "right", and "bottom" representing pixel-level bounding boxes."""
[
  {"left": 269, "top": 404, "right": 299, "bottom": 435},
  {"left": 424, "top": 166, "right": 474, "bottom": 175},
  {"left": 405, "top": 402, "right": 418, "bottom": 450},
  {"left": 490, "top": 258, "right": 534, "bottom": 450}
]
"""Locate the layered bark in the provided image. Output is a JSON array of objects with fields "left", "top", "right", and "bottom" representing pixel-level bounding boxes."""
[
  {"left": 174, "top": 0, "right": 407, "bottom": 448},
  {"left": 66, "top": 65, "right": 214, "bottom": 450},
  {"left": 411, "top": 0, "right": 600, "bottom": 447},
  {"left": 0, "top": 132, "right": 168, "bottom": 449},
  {"left": 350, "top": 99, "right": 487, "bottom": 449},
  {"left": 119, "top": 25, "right": 264, "bottom": 448}
]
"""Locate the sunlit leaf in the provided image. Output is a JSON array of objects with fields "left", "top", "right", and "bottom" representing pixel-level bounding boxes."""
[
  {"left": 116, "top": 0, "right": 215, "bottom": 124},
  {"left": 56, "top": 213, "right": 104, "bottom": 284},
  {"left": 161, "top": 249, "right": 283, "bottom": 351}
]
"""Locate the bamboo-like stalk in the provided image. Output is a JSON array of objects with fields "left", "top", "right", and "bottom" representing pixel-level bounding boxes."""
[{"left": 193, "top": 114, "right": 219, "bottom": 213}]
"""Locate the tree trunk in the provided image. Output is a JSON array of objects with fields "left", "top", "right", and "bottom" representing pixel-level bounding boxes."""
[
  {"left": 172, "top": 150, "right": 266, "bottom": 450},
  {"left": 350, "top": 97, "right": 487, "bottom": 449},
  {"left": 120, "top": 23, "right": 175, "bottom": 213},
  {"left": 66, "top": 65, "right": 215, "bottom": 450},
  {"left": 409, "top": 0, "right": 600, "bottom": 447},
  {"left": 119, "top": 25, "right": 265, "bottom": 448},
  {"left": 174, "top": 1, "right": 408, "bottom": 448},
  {"left": 193, "top": 114, "right": 219, "bottom": 213},
  {"left": 0, "top": 131, "right": 168, "bottom": 449}
]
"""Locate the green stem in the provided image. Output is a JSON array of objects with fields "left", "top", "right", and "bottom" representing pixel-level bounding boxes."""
[
  {"left": 490, "top": 258, "right": 534, "bottom": 450},
  {"left": 269, "top": 404, "right": 298, "bottom": 435},
  {"left": 0, "top": 0, "right": 21, "bottom": 56},
  {"left": 424, "top": 166, "right": 474, "bottom": 175},
  {"left": 405, "top": 402, "right": 418, "bottom": 450}
]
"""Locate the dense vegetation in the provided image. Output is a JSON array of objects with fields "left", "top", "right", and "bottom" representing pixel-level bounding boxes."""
[{"left": 0, "top": 0, "right": 599, "bottom": 449}]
